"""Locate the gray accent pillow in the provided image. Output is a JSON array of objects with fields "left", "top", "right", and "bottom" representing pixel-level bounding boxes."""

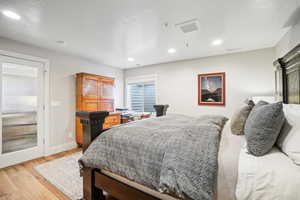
[
  {"left": 230, "top": 100, "right": 255, "bottom": 135},
  {"left": 245, "top": 101, "right": 285, "bottom": 156}
]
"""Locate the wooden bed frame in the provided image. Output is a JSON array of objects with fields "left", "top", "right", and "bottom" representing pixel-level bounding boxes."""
[
  {"left": 274, "top": 43, "right": 300, "bottom": 104},
  {"left": 76, "top": 43, "right": 300, "bottom": 200}
]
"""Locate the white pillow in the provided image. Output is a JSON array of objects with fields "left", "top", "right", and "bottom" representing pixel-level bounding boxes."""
[
  {"left": 251, "top": 96, "right": 277, "bottom": 104},
  {"left": 277, "top": 104, "right": 300, "bottom": 165}
]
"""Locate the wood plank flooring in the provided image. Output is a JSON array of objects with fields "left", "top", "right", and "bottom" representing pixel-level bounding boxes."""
[
  {"left": 0, "top": 148, "right": 119, "bottom": 200},
  {"left": 0, "top": 148, "right": 117, "bottom": 200},
  {"left": 0, "top": 148, "right": 82, "bottom": 200}
]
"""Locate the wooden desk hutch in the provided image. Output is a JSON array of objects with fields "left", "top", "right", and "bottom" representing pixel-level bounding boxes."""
[{"left": 76, "top": 72, "right": 120, "bottom": 145}]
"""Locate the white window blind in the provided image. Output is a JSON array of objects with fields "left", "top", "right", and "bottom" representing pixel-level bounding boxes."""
[{"left": 128, "top": 81, "right": 156, "bottom": 112}]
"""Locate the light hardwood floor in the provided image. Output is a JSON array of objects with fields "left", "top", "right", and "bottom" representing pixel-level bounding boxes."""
[{"left": 0, "top": 148, "right": 120, "bottom": 200}]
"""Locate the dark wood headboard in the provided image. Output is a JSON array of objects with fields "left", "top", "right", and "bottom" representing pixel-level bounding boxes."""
[{"left": 274, "top": 43, "right": 300, "bottom": 104}]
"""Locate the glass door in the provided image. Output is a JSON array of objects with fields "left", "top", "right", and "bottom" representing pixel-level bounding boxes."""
[{"left": 0, "top": 55, "right": 45, "bottom": 168}]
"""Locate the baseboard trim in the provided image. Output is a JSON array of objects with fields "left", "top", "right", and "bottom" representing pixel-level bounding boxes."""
[{"left": 45, "top": 141, "right": 78, "bottom": 156}]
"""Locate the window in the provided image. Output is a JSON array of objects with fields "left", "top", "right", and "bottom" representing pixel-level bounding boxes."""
[{"left": 127, "top": 81, "right": 156, "bottom": 112}]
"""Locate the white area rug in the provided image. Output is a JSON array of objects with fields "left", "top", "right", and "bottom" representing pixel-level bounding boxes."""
[{"left": 34, "top": 152, "right": 83, "bottom": 200}]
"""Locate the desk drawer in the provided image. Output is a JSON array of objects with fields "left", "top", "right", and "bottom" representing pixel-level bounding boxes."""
[
  {"left": 105, "top": 115, "right": 120, "bottom": 123},
  {"left": 103, "top": 114, "right": 120, "bottom": 129},
  {"left": 103, "top": 122, "right": 119, "bottom": 129}
]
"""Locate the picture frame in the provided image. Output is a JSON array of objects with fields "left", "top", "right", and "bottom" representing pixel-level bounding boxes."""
[{"left": 198, "top": 72, "right": 226, "bottom": 106}]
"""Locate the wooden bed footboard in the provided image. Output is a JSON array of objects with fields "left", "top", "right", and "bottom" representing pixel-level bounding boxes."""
[{"left": 81, "top": 167, "right": 160, "bottom": 200}]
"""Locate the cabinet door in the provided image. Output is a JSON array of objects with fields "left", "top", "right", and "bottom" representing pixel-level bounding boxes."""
[
  {"left": 83, "top": 100, "right": 98, "bottom": 111},
  {"left": 99, "top": 100, "right": 114, "bottom": 112},
  {"left": 99, "top": 78, "right": 114, "bottom": 100},
  {"left": 82, "top": 75, "right": 99, "bottom": 100}
]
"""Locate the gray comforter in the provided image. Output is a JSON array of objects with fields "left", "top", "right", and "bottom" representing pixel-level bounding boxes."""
[{"left": 79, "top": 114, "right": 228, "bottom": 200}]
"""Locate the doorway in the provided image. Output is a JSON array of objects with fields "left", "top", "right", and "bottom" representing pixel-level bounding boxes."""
[{"left": 0, "top": 53, "right": 48, "bottom": 168}]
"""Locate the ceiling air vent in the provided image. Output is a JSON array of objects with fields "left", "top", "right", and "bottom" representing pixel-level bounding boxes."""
[{"left": 175, "top": 19, "right": 200, "bottom": 34}]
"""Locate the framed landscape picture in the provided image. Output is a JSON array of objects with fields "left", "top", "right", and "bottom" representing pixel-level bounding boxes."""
[{"left": 198, "top": 72, "right": 225, "bottom": 106}]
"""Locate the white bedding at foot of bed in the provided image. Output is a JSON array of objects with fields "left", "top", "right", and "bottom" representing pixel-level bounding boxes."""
[
  {"left": 217, "top": 122, "right": 245, "bottom": 200},
  {"left": 236, "top": 146, "right": 300, "bottom": 200}
]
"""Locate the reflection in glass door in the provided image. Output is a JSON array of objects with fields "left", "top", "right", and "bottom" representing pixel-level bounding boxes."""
[
  {"left": 2, "top": 63, "right": 38, "bottom": 153},
  {"left": 0, "top": 55, "right": 45, "bottom": 168}
]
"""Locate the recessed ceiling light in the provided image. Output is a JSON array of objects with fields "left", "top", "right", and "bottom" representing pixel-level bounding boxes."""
[
  {"left": 128, "top": 57, "right": 135, "bottom": 62},
  {"left": 168, "top": 48, "right": 177, "bottom": 54},
  {"left": 56, "top": 40, "right": 65, "bottom": 45},
  {"left": 2, "top": 10, "right": 21, "bottom": 20},
  {"left": 212, "top": 39, "right": 223, "bottom": 46}
]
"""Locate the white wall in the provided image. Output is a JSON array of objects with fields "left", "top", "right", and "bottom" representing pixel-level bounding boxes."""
[
  {"left": 0, "top": 37, "right": 124, "bottom": 154},
  {"left": 276, "top": 19, "right": 300, "bottom": 57},
  {"left": 125, "top": 48, "right": 275, "bottom": 118}
]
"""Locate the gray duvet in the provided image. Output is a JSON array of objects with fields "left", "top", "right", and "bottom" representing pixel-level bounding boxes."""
[{"left": 79, "top": 114, "right": 228, "bottom": 200}]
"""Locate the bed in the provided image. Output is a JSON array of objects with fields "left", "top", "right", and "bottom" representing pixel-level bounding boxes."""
[
  {"left": 76, "top": 44, "right": 300, "bottom": 200},
  {"left": 78, "top": 112, "right": 244, "bottom": 200}
]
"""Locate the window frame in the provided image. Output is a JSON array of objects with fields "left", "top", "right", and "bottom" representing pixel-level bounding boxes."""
[{"left": 125, "top": 75, "right": 158, "bottom": 112}]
